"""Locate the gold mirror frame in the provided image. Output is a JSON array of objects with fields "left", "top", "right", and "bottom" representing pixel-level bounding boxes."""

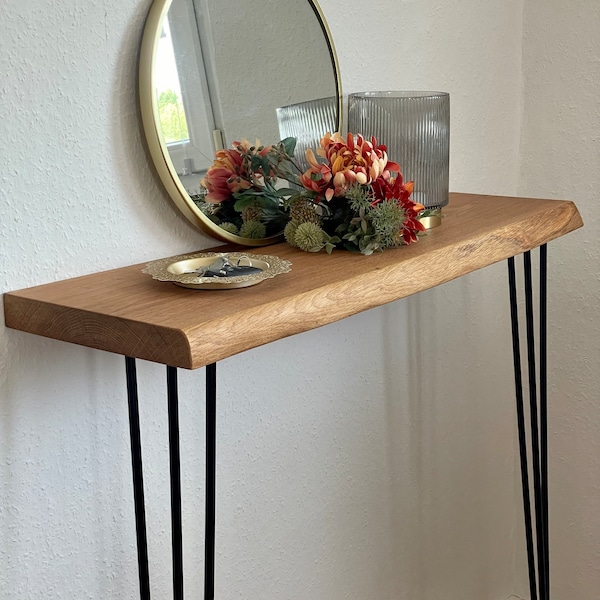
[{"left": 139, "top": 0, "right": 342, "bottom": 246}]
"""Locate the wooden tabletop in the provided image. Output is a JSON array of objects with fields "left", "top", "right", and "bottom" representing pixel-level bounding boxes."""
[{"left": 4, "top": 193, "right": 583, "bottom": 369}]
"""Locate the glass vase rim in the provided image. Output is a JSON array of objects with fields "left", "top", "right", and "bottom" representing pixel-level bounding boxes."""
[
  {"left": 348, "top": 90, "right": 449, "bottom": 99},
  {"left": 276, "top": 96, "right": 336, "bottom": 112}
]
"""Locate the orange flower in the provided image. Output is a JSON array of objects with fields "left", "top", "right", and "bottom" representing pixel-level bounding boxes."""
[
  {"left": 300, "top": 132, "right": 399, "bottom": 202},
  {"left": 200, "top": 150, "right": 247, "bottom": 203},
  {"left": 200, "top": 139, "right": 272, "bottom": 203}
]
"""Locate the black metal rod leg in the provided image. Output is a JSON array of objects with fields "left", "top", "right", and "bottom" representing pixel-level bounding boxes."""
[
  {"left": 507, "top": 258, "right": 538, "bottom": 600},
  {"left": 125, "top": 357, "right": 151, "bottom": 600},
  {"left": 167, "top": 366, "right": 184, "bottom": 600},
  {"left": 205, "top": 363, "right": 217, "bottom": 600},
  {"left": 523, "top": 250, "right": 548, "bottom": 600},
  {"left": 539, "top": 244, "right": 550, "bottom": 597}
]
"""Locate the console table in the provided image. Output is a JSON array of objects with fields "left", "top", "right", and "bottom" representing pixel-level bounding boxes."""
[{"left": 4, "top": 193, "right": 583, "bottom": 600}]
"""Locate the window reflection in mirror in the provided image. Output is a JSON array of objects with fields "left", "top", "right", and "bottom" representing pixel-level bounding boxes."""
[
  {"left": 159, "top": 0, "right": 217, "bottom": 194},
  {"left": 161, "top": 0, "right": 337, "bottom": 173},
  {"left": 156, "top": 21, "right": 189, "bottom": 145}
]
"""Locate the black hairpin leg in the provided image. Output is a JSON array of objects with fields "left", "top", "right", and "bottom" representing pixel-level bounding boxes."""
[
  {"left": 205, "top": 362, "right": 217, "bottom": 600},
  {"left": 167, "top": 364, "right": 217, "bottom": 599},
  {"left": 126, "top": 360, "right": 218, "bottom": 599},
  {"left": 540, "top": 245, "right": 550, "bottom": 593},
  {"left": 167, "top": 366, "right": 184, "bottom": 599},
  {"left": 507, "top": 246, "right": 549, "bottom": 600},
  {"left": 125, "top": 357, "right": 151, "bottom": 600}
]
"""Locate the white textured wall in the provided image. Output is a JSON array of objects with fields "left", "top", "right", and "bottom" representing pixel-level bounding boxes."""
[
  {"left": 1, "top": 1, "right": 597, "bottom": 600},
  {"left": 518, "top": 1, "right": 600, "bottom": 598}
]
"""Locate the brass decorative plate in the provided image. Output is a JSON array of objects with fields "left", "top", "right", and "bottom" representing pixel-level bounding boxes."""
[{"left": 143, "top": 252, "right": 292, "bottom": 290}]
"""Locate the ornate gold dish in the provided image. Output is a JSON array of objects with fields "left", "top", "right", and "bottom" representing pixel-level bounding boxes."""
[{"left": 143, "top": 252, "right": 292, "bottom": 290}]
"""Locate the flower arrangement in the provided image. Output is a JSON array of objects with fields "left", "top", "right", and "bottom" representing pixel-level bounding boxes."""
[
  {"left": 199, "top": 132, "right": 429, "bottom": 253},
  {"left": 285, "top": 132, "right": 427, "bottom": 254},
  {"left": 198, "top": 138, "right": 299, "bottom": 239}
]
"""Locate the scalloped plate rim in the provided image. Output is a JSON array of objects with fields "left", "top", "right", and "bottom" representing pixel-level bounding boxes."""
[{"left": 142, "top": 251, "right": 292, "bottom": 290}]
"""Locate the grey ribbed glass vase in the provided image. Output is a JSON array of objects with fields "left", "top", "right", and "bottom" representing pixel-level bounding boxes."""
[
  {"left": 347, "top": 91, "right": 450, "bottom": 211},
  {"left": 276, "top": 97, "right": 338, "bottom": 173}
]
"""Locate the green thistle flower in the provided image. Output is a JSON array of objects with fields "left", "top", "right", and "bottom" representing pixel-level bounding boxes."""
[
  {"left": 284, "top": 219, "right": 300, "bottom": 247},
  {"left": 345, "top": 183, "right": 373, "bottom": 213},
  {"left": 239, "top": 220, "right": 266, "bottom": 239},
  {"left": 294, "top": 221, "right": 327, "bottom": 252},
  {"left": 219, "top": 222, "right": 239, "bottom": 235},
  {"left": 370, "top": 200, "right": 406, "bottom": 248}
]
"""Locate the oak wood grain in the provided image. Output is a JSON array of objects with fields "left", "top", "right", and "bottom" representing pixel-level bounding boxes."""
[{"left": 4, "top": 194, "right": 583, "bottom": 369}]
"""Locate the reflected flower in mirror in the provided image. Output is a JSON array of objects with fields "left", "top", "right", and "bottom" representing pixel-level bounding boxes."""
[{"left": 198, "top": 138, "right": 303, "bottom": 239}]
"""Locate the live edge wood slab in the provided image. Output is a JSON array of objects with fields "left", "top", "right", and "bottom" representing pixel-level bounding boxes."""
[{"left": 4, "top": 193, "right": 583, "bottom": 369}]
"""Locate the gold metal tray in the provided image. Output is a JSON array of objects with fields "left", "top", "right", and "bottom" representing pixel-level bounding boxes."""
[{"left": 143, "top": 252, "right": 292, "bottom": 290}]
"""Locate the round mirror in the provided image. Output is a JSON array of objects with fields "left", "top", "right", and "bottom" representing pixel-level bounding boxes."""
[{"left": 139, "top": 0, "right": 342, "bottom": 246}]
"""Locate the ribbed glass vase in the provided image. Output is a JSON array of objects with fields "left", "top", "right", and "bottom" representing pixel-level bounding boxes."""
[
  {"left": 276, "top": 97, "right": 338, "bottom": 173},
  {"left": 347, "top": 91, "right": 450, "bottom": 210}
]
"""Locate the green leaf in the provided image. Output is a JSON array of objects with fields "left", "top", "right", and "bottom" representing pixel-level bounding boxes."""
[
  {"left": 232, "top": 196, "right": 261, "bottom": 211},
  {"left": 281, "top": 137, "right": 297, "bottom": 157},
  {"left": 272, "top": 187, "right": 299, "bottom": 197},
  {"left": 249, "top": 155, "right": 269, "bottom": 174},
  {"left": 233, "top": 188, "right": 263, "bottom": 198},
  {"left": 342, "top": 241, "right": 360, "bottom": 252}
]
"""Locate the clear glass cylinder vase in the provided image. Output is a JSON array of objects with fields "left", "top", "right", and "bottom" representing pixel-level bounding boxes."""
[{"left": 347, "top": 91, "right": 450, "bottom": 210}]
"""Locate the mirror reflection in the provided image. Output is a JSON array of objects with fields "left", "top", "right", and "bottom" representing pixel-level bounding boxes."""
[{"left": 142, "top": 0, "right": 341, "bottom": 244}]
